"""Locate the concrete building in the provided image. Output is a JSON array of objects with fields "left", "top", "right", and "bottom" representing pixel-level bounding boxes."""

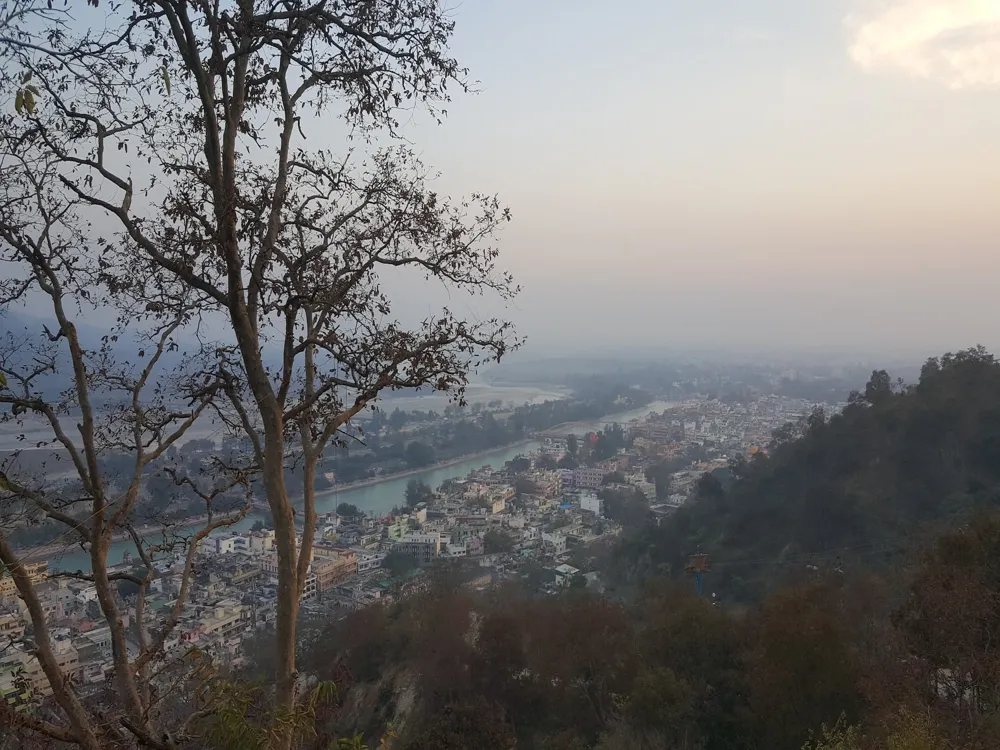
[
  {"left": 542, "top": 532, "right": 567, "bottom": 555},
  {"left": 311, "top": 551, "right": 356, "bottom": 592},
  {"left": 396, "top": 532, "right": 441, "bottom": 564},
  {"left": 580, "top": 492, "right": 604, "bottom": 517},
  {"left": 4, "top": 637, "right": 81, "bottom": 697},
  {"left": 573, "top": 467, "right": 605, "bottom": 489},
  {"left": 554, "top": 564, "right": 580, "bottom": 586},
  {"left": 248, "top": 530, "right": 275, "bottom": 555},
  {"left": 0, "top": 612, "right": 24, "bottom": 643},
  {"left": 0, "top": 560, "right": 47, "bottom": 599},
  {"left": 356, "top": 550, "right": 385, "bottom": 573},
  {"left": 214, "top": 535, "right": 240, "bottom": 555}
]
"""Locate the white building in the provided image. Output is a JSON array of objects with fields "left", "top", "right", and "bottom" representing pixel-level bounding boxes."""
[
  {"left": 542, "top": 531, "right": 567, "bottom": 555},
  {"left": 214, "top": 535, "right": 240, "bottom": 555},
  {"left": 356, "top": 551, "right": 385, "bottom": 573},
  {"left": 554, "top": 564, "right": 580, "bottom": 586},
  {"left": 580, "top": 492, "right": 604, "bottom": 517},
  {"left": 248, "top": 530, "right": 275, "bottom": 555}
]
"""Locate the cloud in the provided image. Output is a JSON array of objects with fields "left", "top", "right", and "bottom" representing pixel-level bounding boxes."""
[{"left": 847, "top": 1, "right": 1000, "bottom": 88}]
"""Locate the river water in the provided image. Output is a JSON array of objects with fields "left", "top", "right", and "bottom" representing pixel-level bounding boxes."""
[
  {"left": 552, "top": 400, "right": 678, "bottom": 436},
  {"left": 36, "top": 397, "right": 677, "bottom": 572},
  {"left": 46, "top": 441, "right": 539, "bottom": 572}
]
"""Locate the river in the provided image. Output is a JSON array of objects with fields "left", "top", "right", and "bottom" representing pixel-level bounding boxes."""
[
  {"left": 45, "top": 440, "right": 539, "bottom": 572},
  {"left": 549, "top": 400, "right": 678, "bottom": 436}
]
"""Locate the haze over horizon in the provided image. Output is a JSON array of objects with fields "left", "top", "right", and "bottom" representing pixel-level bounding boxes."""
[
  {"left": 5, "top": 1, "right": 998, "bottom": 362},
  {"left": 371, "top": 0, "right": 1000, "bottom": 358}
]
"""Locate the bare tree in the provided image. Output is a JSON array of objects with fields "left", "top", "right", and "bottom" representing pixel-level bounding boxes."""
[
  {"left": 1, "top": 0, "right": 518, "bottom": 745},
  {"left": 0, "top": 143, "right": 257, "bottom": 747}
]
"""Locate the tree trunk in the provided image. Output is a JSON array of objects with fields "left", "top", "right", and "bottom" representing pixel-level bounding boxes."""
[
  {"left": 90, "top": 532, "right": 148, "bottom": 725},
  {"left": 261, "top": 418, "right": 300, "bottom": 742},
  {"left": 0, "top": 537, "right": 104, "bottom": 750}
]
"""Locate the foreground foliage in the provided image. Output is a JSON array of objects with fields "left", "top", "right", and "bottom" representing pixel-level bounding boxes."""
[{"left": 259, "top": 511, "right": 1000, "bottom": 750}]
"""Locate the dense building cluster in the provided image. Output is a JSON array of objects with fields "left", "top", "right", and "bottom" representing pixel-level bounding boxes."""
[{"left": 1, "top": 394, "right": 829, "bottom": 709}]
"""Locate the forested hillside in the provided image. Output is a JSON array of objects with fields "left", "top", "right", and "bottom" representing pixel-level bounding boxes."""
[
  {"left": 283, "top": 515, "right": 1000, "bottom": 750},
  {"left": 615, "top": 346, "right": 1000, "bottom": 601}
]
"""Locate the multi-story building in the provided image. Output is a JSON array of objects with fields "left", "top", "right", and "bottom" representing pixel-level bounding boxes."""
[
  {"left": 0, "top": 658, "right": 32, "bottom": 711},
  {"left": 396, "top": 533, "right": 441, "bottom": 564},
  {"left": 356, "top": 550, "right": 385, "bottom": 573},
  {"left": 214, "top": 535, "right": 241, "bottom": 555},
  {"left": 311, "top": 552, "right": 356, "bottom": 592},
  {"left": 197, "top": 599, "right": 245, "bottom": 642},
  {"left": 0, "top": 560, "right": 48, "bottom": 599},
  {"left": 248, "top": 530, "right": 275, "bottom": 555},
  {"left": 580, "top": 493, "right": 604, "bottom": 517},
  {"left": 81, "top": 626, "right": 113, "bottom": 659},
  {"left": 301, "top": 572, "right": 317, "bottom": 601},
  {"left": 386, "top": 516, "right": 412, "bottom": 541},
  {"left": 542, "top": 531, "right": 567, "bottom": 555},
  {"left": 524, "top": 471, "right": 562, "bottom": 498},
  {"left": 554, "top": 564, "right": 580, "bottom": 587},
  {"left": 466, "top": 536, "right": 484, "bottom": 557},
  {"left": 573, "top": 466, "right": 605, "bottom": 489},
  {"left": 5, "top": 637, "right": 81, "bottom": 698},
  {"left": 601, "top": 456, "right": 629, "bottom": 473},
  {"left": 0, "top": 612, "right": 24, "bottom": 642},
  {"left": 632, "top": 479, "right": 657, "bottom": 501}
]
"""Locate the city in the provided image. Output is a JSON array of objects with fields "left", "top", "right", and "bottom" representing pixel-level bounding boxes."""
[
  {"left": 2, "top": 0, "right": 999, "bottom": 747},
  {"left": 1, "top": 391, "right": 835, "bottom": 704}
]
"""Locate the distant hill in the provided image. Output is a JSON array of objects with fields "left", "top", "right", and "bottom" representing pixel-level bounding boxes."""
[
  {"left": 0, "top": 308, "right": 190, "bottom": 402},
  {"left": 613, "top": 347, "right": 1000, "bottom": 602},
  {"left": 1, "top": 309, "right": 492, "bottom": 410}
]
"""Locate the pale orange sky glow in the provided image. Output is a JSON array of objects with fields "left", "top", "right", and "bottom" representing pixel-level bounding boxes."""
[{"left": 374, "top": 1, "right": 1000, "bottom": 357}]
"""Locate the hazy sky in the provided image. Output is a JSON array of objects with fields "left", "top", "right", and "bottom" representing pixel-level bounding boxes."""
[
  {"left": 378, "top": 0, "right": 1000, "bottom": 358},
  {"left": 8, "top": 1, "right": 1000, "bottom": 362}
]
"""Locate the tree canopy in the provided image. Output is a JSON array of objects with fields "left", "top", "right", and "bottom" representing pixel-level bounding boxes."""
[
  {"left": 0, "top": 0, "right": 518, "bottom": 743},
  {"left": 405, "top": 480, "right": 434, "bottom": 509},
  {"left": 614, "top": 347, "right": 1000, "bottom": 602}
]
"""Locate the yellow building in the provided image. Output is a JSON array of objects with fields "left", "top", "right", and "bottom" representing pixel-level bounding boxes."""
[{"left": 0, "top": 560, "right": 48, "bottom": 598}]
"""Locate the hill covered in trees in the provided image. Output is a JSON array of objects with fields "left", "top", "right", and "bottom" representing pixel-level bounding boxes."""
[
  {"left": 211, "top": 347, "right": 1000, "bottom": 749},
  {"left": 272, "top": 513, "right": 1000, "bottom": 750},
  {"left": 613, "top": 346, "right": 1000, "bottom": 601}
]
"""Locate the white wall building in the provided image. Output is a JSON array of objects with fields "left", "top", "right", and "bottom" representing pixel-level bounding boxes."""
[
  {"left": 580, "top": 492, "right": 604, "bottom": 517},
  {"left": 542, "top": 531, "right": 567, "bottom": 555},
  {"left": 356, "top": 551, "right": 385, "bottom": 573},
  {"left": 214, "top": 535, "right": 240, "bottom": 555},
  {"left": 554, "top": 564, "right": 580, "bottom": 586}
]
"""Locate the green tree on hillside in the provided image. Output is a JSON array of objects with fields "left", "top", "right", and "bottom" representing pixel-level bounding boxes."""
[
  {"left": 615, "top": 347, "right": 1000, "bottom": 603},
  {"left": 405, "top": 480, "right": 434, "bottom": 509},
  {"left": 567, "top": 434, "right": 579, "bottom": 457},
  {"left": 483, "top": 530, "right": 515, "bottom": 554},
  {"left": 405, "top": 441, "right": 436, "bottom": 468},
  {"left": 337, "top": 503, "right": 362, "bottom": 519}
]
